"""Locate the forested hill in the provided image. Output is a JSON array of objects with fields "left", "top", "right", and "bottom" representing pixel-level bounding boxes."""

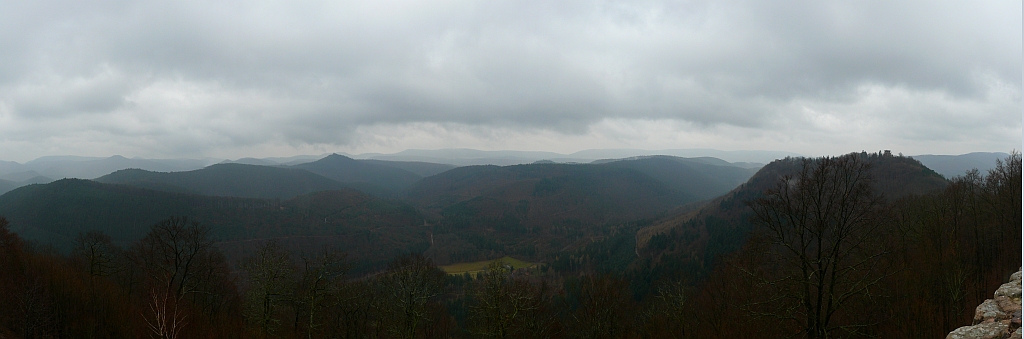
[
  {"left": 404, "top": 157, "right": 758, "bottom": 265},
  {"left": 633, "top": 152, "right": 949, "bottom": 282},
  {"left": 0, "top": 179, "right": 428, "bottom": 270},
  {"left": 0, "top": 152, "right": 1015, "bottom": 338},
  {"left": 290, "top": 154, "right": 441, "bottom": 196},
  {"left": 95, "top": 154, "right": 458, "bottom": 199},
  {"left": 0, "top": 154, "right": 763, "bottom": 270},
  {"left": 598, "top": 155, "right": 757, "bottom": 201},
  {"left": 0, "top": 179, "right": 15, "bottom": 196},
  {"left": 95, "top": 163, "right": 349, "bottom": 199},
  {"left": 409, "top": 156, "right": 756, "bottom": 219}
]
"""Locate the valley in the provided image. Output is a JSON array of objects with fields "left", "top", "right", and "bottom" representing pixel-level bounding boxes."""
[{"left": 0, "top": 150, "right": 1018, "bottom": 338}]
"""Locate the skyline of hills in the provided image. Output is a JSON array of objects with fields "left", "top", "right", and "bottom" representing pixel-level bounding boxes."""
[
  {"left": 0, "top": 148, "right": 1008, "bottom": 199},
  {"left": 0, "top": 152, "right": 771, "bottom": 268},
  {"left": 632, "top": 152, "right": 950, "bottom": 281},
  {"left": 0, "top": 149, "right": 1013, "bottom": 338},
  {"left": 0, "top": 148, "right": 1005, "bottom": 179},
  {"left": 290, "top": 154, "right": 441, "bottom": 196},
  {"left": 0, "top": 149, "right": 978, "bottom": 272},
  {"left": 95, "top": 163, "right": 351, "bottom": 199},
  {"left": 0, "top": 179, "right": 429, "bottom": 271}
]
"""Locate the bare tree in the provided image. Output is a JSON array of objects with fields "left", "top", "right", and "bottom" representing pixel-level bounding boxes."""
[
  {"left": 144, "top": 286, "right": 186, "bottom": 339},
  {"left": 469, "top": 260, "right": 551, "bottom": 339},
  {"left": 651, "top": 280, "right": 688, "bottom": 339},
  {"left": 297, "top": 247, "right": 347, "bottom": 339},
  {"left": 566, "top": 275, "right": 636, "bottom": 339},
  {"left": 241, "top": 241, "right": 295, "bottom": 339},
  {"left": 984, "top": 151, "right": 1022, "bottom": 249},
  {"left": 73, "top": 230, "right": 119, "bottom": 278},
  {"left": 746, "top": 154, "right": 888, "bottom": 339},
  {"left": 131, "top": 217, "right": 223, "bottom": 339},
  {"left": 377, "top": 254, "right": 446, "bottom": 339}
]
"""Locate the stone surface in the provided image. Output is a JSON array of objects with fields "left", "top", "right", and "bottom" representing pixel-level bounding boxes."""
[
  {"left": 996, "top": 270, "right": 1023, "bottom": 299},
  {"left": 950, "top": 268, "right": 1023, "bottom": 339},
  {"left": 996, "top": 282, "right": 1022, "bottom": 299},
  {"left": 977, "top": 299, "right": 1009, "bottom": 324},
  {"left": 998, "top": 296, "right": 1023, "bottom": 314},
  {"left": 946, "top": 322, "right": 1009, "bottom": 339}
]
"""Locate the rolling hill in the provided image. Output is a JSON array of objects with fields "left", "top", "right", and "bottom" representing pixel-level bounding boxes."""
[
  {"left": 0, "top": 179, "right": 428, "bottom": 271},
  {"left": 0, "top": 179, "right": 16, "bottom": 196},
  {"left": 912, "top": 152, "right": 1010, "bottom": 179},
  {"left": 632, "top": 152, "right": 949, "bottom": 282},
  {"left": 359, "top": 159, "right": 457, "bottom": 177},
  {"left": 0, "top": 151, "right": 954, "bottom": 275},
  {"left": 95, "top": 163, "right": 349, "bottom": 199},
  {"left": 290, "top": 154, "right": 426, "bottom": 196},
  {"left": 19, "top": 155, "right": 214, "bottom": 179},
  {"left": 407, "top": 163, "right": 702, "bottom": 222},
  {"left": 598, "top": 156, "right": 758, "bottom": 201},
  {"left": 405, "top": 157, "right": 760, "bottom": 264}
]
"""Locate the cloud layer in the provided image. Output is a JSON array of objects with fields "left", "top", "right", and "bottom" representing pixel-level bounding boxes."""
[{"left": 0, "top": 0, "right": 1020, "bottom": 161}]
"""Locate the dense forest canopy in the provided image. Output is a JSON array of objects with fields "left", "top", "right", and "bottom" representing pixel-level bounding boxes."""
[{"left": 0, "top": 151, "right": 1018, "bottom": 338}]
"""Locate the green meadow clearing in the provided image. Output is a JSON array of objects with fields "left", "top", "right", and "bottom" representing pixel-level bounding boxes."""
[{"left": 440, "top": 256, "right": 537, "bottom": 275}]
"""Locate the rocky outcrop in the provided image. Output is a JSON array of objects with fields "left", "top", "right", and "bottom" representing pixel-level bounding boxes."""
[{"left": 947, "top": 268, "right": 1022, "bottom": 339}]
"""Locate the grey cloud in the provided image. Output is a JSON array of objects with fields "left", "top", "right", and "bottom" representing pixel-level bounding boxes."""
[
  {"left": 0, "top": 0, "right": 1018, "bottom": 158},
  {"left": 6, "top": 67, "right": 133, "bottom": 118}
]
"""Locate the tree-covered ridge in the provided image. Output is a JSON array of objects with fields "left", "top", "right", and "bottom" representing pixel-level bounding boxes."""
[
  {"left": 96, "top": 163, "right": 350, "bottom": 199},
  {"left": 0, "top": 151, "right": 1017, "bottom": 338},
  {"left": 633, "top": 151, "right": 950, "bottom": 285},
  {"left": 291, "top": 154, "right": 429, "bottom": 197},
  {"left": 0, "top": 180, "right": 428, "bottom": 271}
]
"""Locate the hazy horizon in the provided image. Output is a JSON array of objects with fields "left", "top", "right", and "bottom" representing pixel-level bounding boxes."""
[{"left": 1, "top": 147, "right": 1012, "bottom": 166}]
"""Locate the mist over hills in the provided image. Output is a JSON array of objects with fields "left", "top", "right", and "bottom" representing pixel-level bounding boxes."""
[
  {"left": 18, "top": 155, "right": 218, "bottom": 178},
  {"left": 0, "top": 148, "right": 1004, "bottom": 185},
  {"left": 0, "top": 148, "right": 774, "bottom": 196},
  {"left": 357, "top": 159, "right": 457, "bottom": 177},
  {"left": 0, "top": 155, "right": 221, "bottom": 194},
  {"left": 0, "top": 180, "right": 15, "bottom": 196},
  {"left": 0, "top": 173, "right": 52, "bottom": 196},
  {"left": 0, "top": 151, "right": 767, "bottom": 268},
  {"left": 0, "top": 149, "right": 1015, "bottom": 339},
  {"left": 358, "top": 149, "right": 569, "bottom": 166},
  {"left": 633, "top": 152, "right": 949, "bottom": 281},
  {"left": 402, "top": 156, "right": 761, "bottom": 264},
  {"left": 95, "top": 163, "right": 351, "bottom": 199},
  {"left": 290, "top": 154, "right": 432, "bottom": 196},
  {"left": 352, "top": 148, "right": 802, "bottom": 166},
  {"left": 0, "top": 148, "right": 1007, "bottom": 271},
  {"left": 911, "top": 152, "right": 1011, "bottom": 178},
  {"left": 598, "top": 156, "right": 758, "bottom": 199},
  {"left": 0, "top": 179, "right": 428, "bottom": 270}
]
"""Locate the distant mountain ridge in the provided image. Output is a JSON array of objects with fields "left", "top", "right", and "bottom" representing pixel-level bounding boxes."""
[
  {"left": 3, "top": 149, "right": 1005, "bottom": 187},
  {"left": 0, "top": 179, "right": 428, "bottom": 271},
  {"left": 911, "top": 152, "right": 1010, "bottom": 179},
  {"left": 0, "top": 149, "right": 1007, "bottom": 202},
  {"left": 81, "top": 155, "right": 458, "bottom": 199},
  {"left": 95, "top": 163, "right": 349, "bottom": 199},
  {"left": 290, "top": 154, "right": 434, "bottom": 196},
  {"left": 0, "top": 150, "right": 981, "bottom": 273},
  {"left": 599, "top": 156, "right": 758, "bottom": 201},
  {"left": 354, "top": 148, "right": 801, "bottom": 166},
  {"left": 0, "top": 155, "right": 221, "bottom": 195},
  {"left": 633, "top": 152, "right": 949, "bottom": 282},
  {"left": 403, "top": 155, "right": 762, "bottom": 264}
]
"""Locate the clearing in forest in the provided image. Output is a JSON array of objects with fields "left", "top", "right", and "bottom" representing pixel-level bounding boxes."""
[{"left": 440, "top": 256, "right": 537, "bottom": 275}]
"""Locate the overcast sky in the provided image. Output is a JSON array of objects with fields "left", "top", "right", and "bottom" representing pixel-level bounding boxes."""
[{"left": 0, "top": 0, "right": 1020, "bottom": 162}]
